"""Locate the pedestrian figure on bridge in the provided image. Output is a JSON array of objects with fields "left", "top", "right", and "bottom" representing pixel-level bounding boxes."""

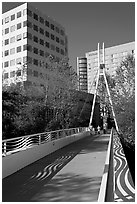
[
  {"left": 97, "top": 125, "right": 100, "bottom": 134},
  {"left": 103, "top": 123, "right": 107, "bottom": 134}
]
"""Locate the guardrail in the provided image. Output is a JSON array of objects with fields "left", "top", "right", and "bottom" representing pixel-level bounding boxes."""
[{"left": 2, "top": 127, "right": 87, "bottom": 157}]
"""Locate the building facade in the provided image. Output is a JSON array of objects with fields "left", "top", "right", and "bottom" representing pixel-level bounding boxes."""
[
  {"left": 77, "top": 42, "right": 135, "bottom": 93},
  {"left": 2, "top": 3, "right": 68, "bottom": 88},
  {"left": 76, "top": 57, "right": 88, "bottom": 92}
]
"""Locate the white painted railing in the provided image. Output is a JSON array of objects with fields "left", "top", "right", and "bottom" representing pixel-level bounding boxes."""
[{"left": 2, "top": 127, "right": 87, "bottom": 157}]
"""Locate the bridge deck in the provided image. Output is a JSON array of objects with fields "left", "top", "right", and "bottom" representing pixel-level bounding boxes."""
[{"left": 2, "top": 133, "right": 110, "bottom": 202}]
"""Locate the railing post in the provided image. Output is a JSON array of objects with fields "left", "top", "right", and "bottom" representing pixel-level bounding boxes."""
[
  {"left": 39, "top": 134, "right": 41, "bottom": 145},
  {"left": 4, "top": 142, "right": 6, "bottom": 156}
]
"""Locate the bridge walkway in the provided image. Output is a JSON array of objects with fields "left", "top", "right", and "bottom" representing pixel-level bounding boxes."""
[{"left": 2, "top": 133, "right": 110, "bottom": 202}]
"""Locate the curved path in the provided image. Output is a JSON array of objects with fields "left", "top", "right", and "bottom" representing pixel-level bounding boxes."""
[{"left": 113, "top": 133, "right": 135, "bottom": 202}]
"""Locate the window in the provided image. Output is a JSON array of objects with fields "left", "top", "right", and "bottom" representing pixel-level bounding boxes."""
[
  {"left": 11, "top": 14, "right": 15, "bottom": 21},
  {"left": 10, "top": 71, "right": 15, "bottom": 77},
  {"left": 61, "top": 49, "right": 64, "bottom": 55},
  {"left": 51, "top": 44, "right": 55, "bottom": 51},
  {"left": 17, "top": 11, "right": 21, "bottom": 18},
  {"left": 27, "top": 68, "right": 33, "bottom": 76},
  {"left": 27, "top": 32, "right": 32, "bottom": 40},
  {"left": 45, "top": 42, "right": 50, "bottom": 48},
  {"left": 10, "top": 48, "right": 15, "bottom": 55},
  {"left": 45, "top": 52, "right": 49, "bottom": 57},
  {"left": 50, "top": 24, "right": 54, "bottom": 30},
  {"left": 23, "top": 20, "right": 27, "bottom": 27},
  {"left": 16, "top": 70, "right": 21, "bottom": 76},
  {"left": 40, "top": 50, "right": 44, "bottom": 56},
  {"left": 33, "top": 47, "right": 38, "bottom": 54},
  {"left": 10, "top": 25, "right": 15, "bottom": 32},
  {"left": 5, "top": 28, "right": 9, "bottom": 34},
  {"left": 33, "top": 24, "right": 38, "bottom": 32},
  {"left": 4, "top": 50, "right": 9, "bottom": 56},
  {"left": 5, "top": 39, "right": 9, "bottom": 45},
  {"left": 45, "top": 31, "right": 49, "bottom": 37},
  {"left": 56, "top": 37, "right": 59, "bottom": 43},
  {"left": 40, "top": 17, "right": 44, "bottom": 24},
  {"left": 17, "top": 23, "right": 21, "bottom": 30},
  {"left": 27, "top": 20, "right": 32, "bottom": 28},
  {"left": 17, "top": 34, "right": 22, "bottom": 41},
  {"left": 60, "top": 29, "right": 64, "bottom": 36},
  {"left": 27, "top": 56, "right": 32, "bottom": 64},
  {"left": 33, "top": 13, "right": 38, "bottom": 21},
  {"left": 17, "top": 46, "right": 21, "bottom": 53},
  {"left": 23, "top": 9, "right": 27, "bottom": 16},
  {"left": 40, "top": 27, "right": 44, "bottom": 35},
  {"left": 56, "top": 26, "right": 59, "bottom": 33},
  {"left": 33, "top": 59, "right": 38, "bottom": 66},
  {"left": 56, "top": 47, "right": 60, "bottom": 53},
  {"left": 40, "top": 39, "right": 44, "bottom": 45},
  {"left": 5, "top": 17, "right": 9, "bottom": 23},
  {"left": 34, "top": 70, "right": 38, "bottom": 77},
  {"left": 16, "top": 58, "right": 22, "bottom": 64},
  {"left": 33, "top": 36, "right": 38, "bottom": 43},
  {"left": 23, "top": 44, "right": 32, "bottom": 52},
  {"left": 27, "top": 9, "right": 32, "bottom": 17},
  {"left": 4, "top": 61, "right": 9, "bottom": 68},
  {"left": 10, "top": 59, "right": 15, "bottom": 66},
  {"left": 4, "top": 73, "right": 9, "bottom": 79},
  {"left": 23, "top": 56, "right": 27, "bottom": 63},
  {"left": 60, "top": 39, "right": 64, "bottom": 45},
  {"left": 45, "top": 20, "right": 49, "bottom": 27},
  {"left": 23, "top": 32, "right": 27, "bottom": 39},
  {"left": 51, "top": 34, "right": 55, "bottom": 40}
]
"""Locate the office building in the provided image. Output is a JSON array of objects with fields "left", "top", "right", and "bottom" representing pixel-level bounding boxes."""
[
  {"left": 77, "top": 42, "right": 135, "bottom": 93},
  {"left": 2, "top": 3, "right": 68, "bottom": 88}
]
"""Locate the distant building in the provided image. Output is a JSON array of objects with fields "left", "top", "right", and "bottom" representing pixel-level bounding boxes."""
[
  {"left": 2, "top": 2, "right": 68, "bottom": 88},
  {"left": 77, "top": 41, "right": 135, "bottom": 93}
]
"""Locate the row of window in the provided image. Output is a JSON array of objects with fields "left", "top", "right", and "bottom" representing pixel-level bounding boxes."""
[
  {"left": 2, "top": 21, "right": 65, "bottom": 46},
  {"left": 3, "top": 43, "right": 65, "bottom": 60},
  {"left": 2, "top": 8, "right": 65, "bottom": 36}
]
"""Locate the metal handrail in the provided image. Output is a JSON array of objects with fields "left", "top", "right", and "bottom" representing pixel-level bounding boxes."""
[{"left": 2, "top": 127, "right": 88, "bottom": 157}]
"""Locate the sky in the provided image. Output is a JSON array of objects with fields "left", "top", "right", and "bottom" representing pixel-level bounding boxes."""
[{"left": 2, "top": 1, "right": 135, "bottom": 71}]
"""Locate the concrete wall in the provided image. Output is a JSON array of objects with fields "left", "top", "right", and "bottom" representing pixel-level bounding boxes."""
[{"left": 3, "top": 131, "right": 89, "bottom": 179}]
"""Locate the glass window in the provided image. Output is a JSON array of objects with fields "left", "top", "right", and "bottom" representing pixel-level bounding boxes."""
[
  {"left": 27, "top": 32, "right": 32, "bottom": 40},
  {"left": 17, "top": 34, "right": 22, "bottom": 41},
  {"left": 60, "top": 39, "right": 64, "bottom": 45},
  {"left": 17, "top": 11, "right": 21, "bottom": 18},
  {"left": 10, "top": 59, "right": 15, "bottom": 66},
  {"left": 51, "top": 34, "right": 55, "bottom": 40},
  {"left": 17, "top": 23, "right": 21, "bottom": 30},
  {"left": 34, "top": 70, "right": 38, "bottom": 77},
  {"left": 33, "top": 36, "right": 38, "bottom": 43},
  {"left": 61, "top": 49, "right": 64, "bottom": 55},
  {"left": 17, "top": 46, "right": 21, "bottom": 53},
  {"left": 10, "top": 48, "right": 15, "bottom": 55},
  {"left": 23, "top": 56, "right": 27, "bottom": 63},
  {"left": 10, "top": 25, "right": 15, "bottom": 32},
  {"left": 60, "top": 29, "right": 64, "bottom": 36},
  {"left": 40, "top": 50, "right": 44, "bottom": 56},
  {"left": 40, "top": 39, "right": 44, "bottom": 45},
  {"left": 27, "top": 20, "right": 32, "bottom": 28},
  {"left": 33, "top": 47, "right": 38, "bottom": 54},
  {"left": 45, "top": 20, "right": 49, "bottom": 27},
  {"left": 4, "top": 61, "right": 9, "bottom": 68},
  {"left": 23, "top": 32, "right": 27, "bottom": 39},
  {"left": 40, "top": 17, "right": 44, "bottom": 24},
  {"left": 16, "top": 58, "right": 22, "bottom": 64},
  {"left": 50, "top": 24, "right": 54, "bottom": 30},
  {"left": 16, "top": 70, "right": 21, "bottom": 76},
  {"left": 27, "top": 45, "right": 32, "bottom": 52},
  {"left": 45, "top": 41, "right": 50, "bottom": 48},
  {"left": 4, "top": 50, "right": 9, "bottom": 56},
  {"left": 33, "top": 24, "right": 38, "bottom": 32},
  {"left": 33, "top": 59, "right": 38, "bottom": 66},
  {"left": 11, "top": 14, "right": 15, "bottom": 21},
  {"left": 4, "top": 73, "right": 9, "bottom": 79},
  {"left": 45, "top": 31, "right": 49, "bottom": 37},
  {"left": 5, "top": 28, "right": 9, "bottom": 34},
  {"left": 2, "top": 19, "right": 3, "bottom": 25},
  {"left": 23, "top": 9, "right": 27, "bottom": 16},
  {"left": 27, "top": 9, "right": 32, "bottom": 17},
  {"left": 33, "top": 13, "right": 38, "bottom": 21},
  {"left": 5, "top": 17, "right": 9, "bottom": 23},
  {"left": 23, "top": 20, "right": 27, "bottom": 27},
  {"left": 56, "top": 47, "right": 60, "bottom": 53},
  {"left": 10, "top": 71, "right": 15, "bottom": 78},
  {"left": 5, "top": 39, "right": 9, "bottom": 45},
  {"left": 56, "top": 26, "right": 59, "bottom": 33},
  {"left": 56, "top": 37, "right": 59, "bottom": 43},
  {"left": 40, "top": 27, "right": 44, "bottom": 35}
]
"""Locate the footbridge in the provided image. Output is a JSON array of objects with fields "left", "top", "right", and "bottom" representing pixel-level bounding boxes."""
[{"left": 2, "top": 127, "right": 135, "bottom": 202}]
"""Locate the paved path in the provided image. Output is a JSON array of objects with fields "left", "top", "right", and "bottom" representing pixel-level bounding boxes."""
[{"left": 2, "top": 133, "right": 110, "bottom": 202}]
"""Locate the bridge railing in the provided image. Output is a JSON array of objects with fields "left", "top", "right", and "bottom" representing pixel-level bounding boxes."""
[{"left": 2, "top": 127, "right": 88, "bottom": 157}]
